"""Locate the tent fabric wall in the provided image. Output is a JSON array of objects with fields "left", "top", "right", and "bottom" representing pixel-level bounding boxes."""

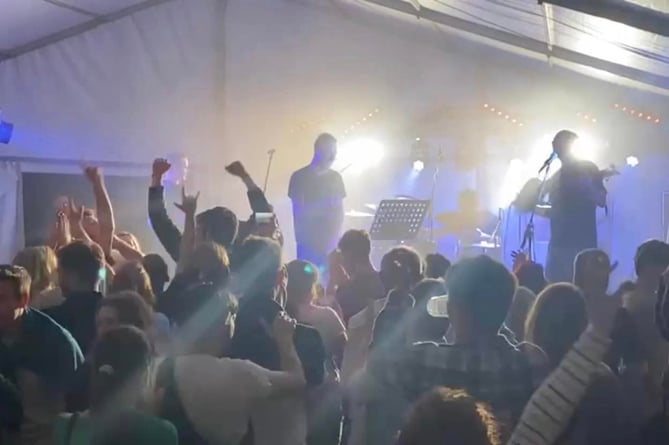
[
  {"left": 0, "top": 161, "right": 23, "bottom": 262},
  {"left": 0, "top": 0, "right": 228, "bottom": 167}
]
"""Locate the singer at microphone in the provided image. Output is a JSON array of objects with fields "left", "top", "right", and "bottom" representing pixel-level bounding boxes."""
[
  {"left": 288, "top": 133, "right": 346, "bottom": 272},
  {"left": 543, "top": 129, "right": 610, "bottom": 283}
]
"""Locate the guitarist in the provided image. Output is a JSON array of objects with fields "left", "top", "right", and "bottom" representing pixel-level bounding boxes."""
[{"left": 543, "top": 130, "right": 618, "bottom": 282}]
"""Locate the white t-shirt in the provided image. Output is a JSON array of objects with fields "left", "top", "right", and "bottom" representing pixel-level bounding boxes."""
[
  {"left": 173, "top": 355, "right": 273, "bottom": 445},
  {"left": 296, "top": 304, "right": 345, "bottom": 357},
  {"left": 251, "top": 395, "right": 307, "bottom": 445}
]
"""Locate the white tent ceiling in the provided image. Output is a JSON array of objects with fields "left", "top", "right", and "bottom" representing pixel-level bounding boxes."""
[
  {"left": 0, "top": 0, "right": 173, "bottom": 62},
  {"left": 358, "top": 0, "right": 669, "bottom": 92}
]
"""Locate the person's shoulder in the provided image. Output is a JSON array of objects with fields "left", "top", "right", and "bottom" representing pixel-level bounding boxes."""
[
  {"left": 517, "top": 340, "right": 549, "bottom": 366},
  {"left": 26, "top": 308, "right": 79, "bottom": 347},
  {"left": 290, "top": 165, "right": 310, "bottom": 179}
]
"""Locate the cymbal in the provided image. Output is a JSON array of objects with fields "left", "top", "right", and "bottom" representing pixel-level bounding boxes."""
[{"left": 345, "top": 210, "right": 374, "bottom": 218}]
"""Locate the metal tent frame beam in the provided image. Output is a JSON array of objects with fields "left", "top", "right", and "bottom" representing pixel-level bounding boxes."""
[
  {"left": 0, "top": 0, "right": 175, "bottom": 63},
  {"left": 361, "top": 0, "right": 669, "bottom": 92},
  {"left": 542, "top": 0, "right": 669, "bottom": 38}
]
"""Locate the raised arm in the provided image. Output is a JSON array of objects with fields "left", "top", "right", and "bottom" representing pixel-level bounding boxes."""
[
  {"left": 266, "top": 311, "right": 306, "bottom": 396},
  {"left": 148, "top": 158, "right": 182, "bottom": 262},
  {"left": 226, "top": 161, "right": 273, "bottom": 213},
  {"left": 174, "top": 187, "right": 199, "bottom": 273},
  {"left": 83, "top": 166, "right": 115, "bottom": 257},
  {"left": 112, "top": 236, "right": 144, "bottom": 261}
]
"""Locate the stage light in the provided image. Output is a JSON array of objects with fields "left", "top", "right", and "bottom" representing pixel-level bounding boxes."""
[
  {"left": 335, "top": 138, "right": 385, "bottom": 174},
  {"left": 498, "top": 158, "right": 527, "bottom": 208},
  {"left": 0, "top": 120, "right": 13, "bottom": 144},
  {"left": 626, "top": 156, "right": 639, "bottom": 167},
  {"left": 413, "top": 160, "right": 425, "bottom": 172},
  {"left": 570, "top": 133, "right": 599, "bottom": 162}
]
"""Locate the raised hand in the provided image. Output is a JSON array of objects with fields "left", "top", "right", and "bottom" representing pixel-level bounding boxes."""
[
  {"left": 83, "top": 165, "right": 102, "bottom": 183},
  {"left": 66, "top": 197, "right": 83, "bottom": 226},
  {"left": 174, "top": 187, "right": 199, "bottom": 215},
  {"left": 225, "top": 161, "right": 248, "bottom": 178},
  {"left": 54, "top": 211, "right": 72, "bottom": 247},
  {"left": 272, "top": 311, "right": 297, "bottom": 346},
  {"left": 152, "top": 158, "right": 171, "bottom": 178},
  {"left": 511, "top": 250, "right": 528, "bottom": 272}
]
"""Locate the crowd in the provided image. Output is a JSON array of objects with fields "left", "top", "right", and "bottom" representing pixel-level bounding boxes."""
[{"left": 2, "top": 150, "right": 669, "bottom": 445}]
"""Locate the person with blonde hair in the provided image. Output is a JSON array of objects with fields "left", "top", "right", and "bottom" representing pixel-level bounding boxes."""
[{"left": 12, "top": 246, "right": 62, "bottom": 309}]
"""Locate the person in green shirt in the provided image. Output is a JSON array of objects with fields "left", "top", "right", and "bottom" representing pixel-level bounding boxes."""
[{"left": 53, "top": 326, "right": 177, "bottom": 445}]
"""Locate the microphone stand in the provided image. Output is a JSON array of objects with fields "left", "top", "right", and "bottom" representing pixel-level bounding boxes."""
[
  {"left": 519, "top": 158, "right": 554, "bottom": 261},
  {"left": 263, "top": 149, "right": 276, "bottom": 193},
  {"left": 429, "top": 166, "right": 440, "bottom": 243}
]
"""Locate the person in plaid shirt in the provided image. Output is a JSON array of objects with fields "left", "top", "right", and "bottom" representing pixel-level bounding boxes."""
[{"left": 364, "top": 255, "right": 548, "bottom": 444}]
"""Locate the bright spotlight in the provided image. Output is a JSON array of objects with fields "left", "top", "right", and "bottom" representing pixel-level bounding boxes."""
[
  {"left": 626, "top": 156, "right": 639, "bottom": 167},
  {"left": 570, "top": 134, "right": 599, "bottom": 162},
  {"left": 335, "top": 138, "right": 385, "bottom": 174},
  {"left": 412, "top": 160, "right": 425, "bottom": 172},
  {"left": 498, "top": 158, "right": 527, "bottom": 208}
]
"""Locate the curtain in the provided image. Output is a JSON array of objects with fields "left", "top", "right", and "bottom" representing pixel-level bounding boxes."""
[{"left": 0, "top": 162, "right": 23, "bottom": 263}]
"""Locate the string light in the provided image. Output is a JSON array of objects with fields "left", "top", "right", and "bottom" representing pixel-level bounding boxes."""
[{"left": 483, "top": 103, "right": 523, "bottom": 127}]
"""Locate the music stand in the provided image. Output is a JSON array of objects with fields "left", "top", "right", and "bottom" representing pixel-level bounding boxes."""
[{"left": 369, "top": 199, "right": 431, "bottom": 241}]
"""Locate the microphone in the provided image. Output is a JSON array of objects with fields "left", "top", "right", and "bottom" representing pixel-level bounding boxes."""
[
  {"left": 267, "top": 149, "right": 276, "bottom": 155},
  {"left": 538, "top": 152, "right": 557, "bottom": 174}
]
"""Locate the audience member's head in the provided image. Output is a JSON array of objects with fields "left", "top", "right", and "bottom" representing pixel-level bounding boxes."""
[
  {"left": 313, "top": 133, "right": 337, "bottom": 169},
  {"left": 111, "top": 261, "right": 155, "bottom": 307},
  {"left": 634, "top": 239, "right": 669, "bottom": 287},
  {"left": 286, "top": 260, "right": 319, "bottom": 317},
  {"left": 338, "top": 229, "right": 372, "bottom": 275},
  {"left": 447, "top": 255, "right": 516, "bottom": 341},
  {"left": 573, "top": 249, "right": 611, "bottom": 296},
  {"left": 142, "top": 253, "right": 170, "bottom": 295},
  {"left": 232, "top": 236, "right": 283, "bottom": 300},
  {"left": 425, "top": 253, "right": 451, "bottom": 280},
  {"left": 116, "top": 231, "right": 141, "bottom": 252},
  {"left": 0, "top": 265, "right": 31, "bottom": 334},
  {"left": 380, "top": 246, "right": 423, "bottom": 293},
  {"left": 514, "top": 261, "right": 547, "bottom": 295},
  {"left": 57, "top": 241, "right": 102, "bottom": 294},
  {"left": 96, "top": 291, "right": 153, "bottom": 338},
  {"left": 195, "top": 206, "right": 238, "bottom": 250},
  {"left": 89, "top": 326, "right": 152, "bottom": 413},
  {"left": 12, "top": 246, "right": 57, "bottom": 296},
  {"left": 525, "top": 283, "right": 587, "bottom": 367},
  {"left": 184, "top": 242, "right": 230, "bottom": 288},
  {"left": 396, "top": 387, "right": 500, "bottom": 445}
]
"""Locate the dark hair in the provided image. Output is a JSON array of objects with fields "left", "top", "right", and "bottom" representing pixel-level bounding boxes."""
[
  {"left": 634, "top": 239, "right": 669, "bottom": 276},
  {"left": 111, "top": 261, "right": 155, "bottom": 307},
  {"left": 514, "top": 261, "right": 547, "bottom": 295},
  {"left": 0, "top": 265, "right": 31, "bottom": 300},
  {"left": 314, "top": 133, "right": 337, "bottom": 152},
  {"left": 57, "top": 241, "right": 102, "bottom": 288},
  {"left": 232, "top": 236, "right": 282, "bottom": 298},
  {"left": 90, "top": 326, "right": 152, "bottom": 412},
  {"left": 380, "top": 247, "right": 423, "bottom": 292},
  {"left": 447, "top": 255, "right": 516, "bottom": 334},
  {"left": 98, "top": 291, "right": 153, "bottom": 333},
  {"left": 425, "top": 253, "right": 451, "bottom": 279},
  {"left": 196, "top": 206, "right": 238, "bottom": 250},
  {"left": 338, "top": 230, "right": 372, "bottom": 259},
  {"left": 286, "top": 260, "right": 319, "bottom": 316},
  {"left": 525, "top": 283, "right": 587, "bottom": 367},
  {"left": 142, "top": 254, "right": 170, "bottom": 294},
  {"left": 396, "top": 387, "right": 500, "bottom": 445}
]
